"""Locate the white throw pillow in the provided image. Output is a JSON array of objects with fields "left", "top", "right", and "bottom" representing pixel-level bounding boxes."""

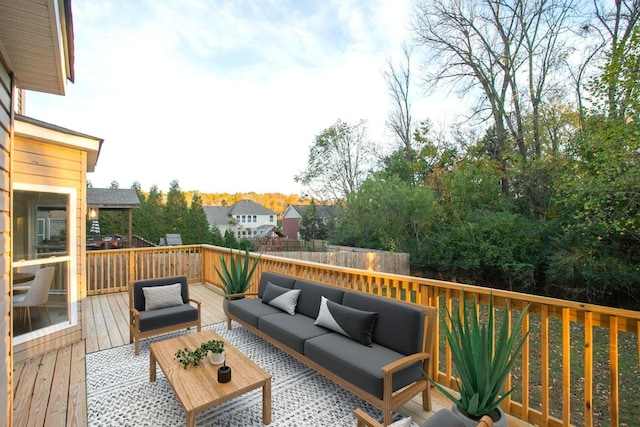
[
  {"left": 262, "top": 282, "right": 301, "bottom": 315},
  {"left": 388, "top": 417, "right": 412, "bottom": 427},
  {"left": 143, "top": 283, "right": 184, "bottom": 311}
]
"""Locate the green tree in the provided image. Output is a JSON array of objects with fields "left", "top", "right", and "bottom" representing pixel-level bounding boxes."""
[
  {"left": 164, "top": 180, "right": 188, "bottom": 235},
  {"left": 299, "top": 200, "right": 328, "bottom": 241},
  {"left": 295, "top": 119, "right": 376, "bottom": 201},
  {"left": 183, "top": 192, "right": 213, "bottom": 244},
  {"left": 137, "top": 185, "right": 165, "bottom": 244},
  {"left": 332, "top": 174, "right": 441, "bottom": 263}
]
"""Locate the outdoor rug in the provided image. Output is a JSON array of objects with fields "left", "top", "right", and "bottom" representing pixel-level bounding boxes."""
[{"left": 86, "top": 322, "right": 415, "bottom": 426}]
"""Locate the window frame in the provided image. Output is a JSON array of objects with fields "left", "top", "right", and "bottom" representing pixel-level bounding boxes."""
[{"left": 12, "top": 182, "right": 78, "bottom": 345}]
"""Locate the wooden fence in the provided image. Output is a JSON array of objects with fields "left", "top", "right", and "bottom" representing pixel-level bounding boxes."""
[{"left": 86, "top": 244, "right": 640, "bottom": 427}]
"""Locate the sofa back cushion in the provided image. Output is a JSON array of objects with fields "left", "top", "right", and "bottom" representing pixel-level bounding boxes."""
[
  {"left": 133, "top": 276, "right": 188, "bottom": 312},
  {"left": 294, "top": 279, "right": 345, "bottom": 318},
  {"left": 258, "top": 272, "right": 297, "bottom": 298},
  {"left": 342, "top": 292, "right": 424, "bottom": 355}
]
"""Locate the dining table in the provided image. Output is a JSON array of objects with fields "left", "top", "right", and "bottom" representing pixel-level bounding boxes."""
[{"left": 13, "top": 272, "right": 35, "bottom": 284}]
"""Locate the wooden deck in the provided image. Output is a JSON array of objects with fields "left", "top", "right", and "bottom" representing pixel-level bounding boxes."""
[{"left": 12, "top": 283, "right": 531, "bottom": 426}]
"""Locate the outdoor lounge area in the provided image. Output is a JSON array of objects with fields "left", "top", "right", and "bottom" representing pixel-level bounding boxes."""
[
  {"left": 13, "top": 282, "right": 534, "bottom": 426},
  {"left": 11, "top": 244, "right": 640, "bottom": 426}
]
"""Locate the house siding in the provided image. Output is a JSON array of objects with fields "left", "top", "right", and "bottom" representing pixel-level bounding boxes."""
[
  {"left": 11, "top": 136, "right": 86, "bottom": 362},
  {"left": 282, "top": 217, "right": 300, "bottom": 240},
  {"left": 0, "top": 55, "right": 13, "bottom": 427}
]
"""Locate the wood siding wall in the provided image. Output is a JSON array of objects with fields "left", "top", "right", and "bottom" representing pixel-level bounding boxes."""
[
  {"left": 0, "top": 56, "right": 13, "bottom": 427},
  {"left": 12, "top": 137, "right": 87, "bottom": 362}
]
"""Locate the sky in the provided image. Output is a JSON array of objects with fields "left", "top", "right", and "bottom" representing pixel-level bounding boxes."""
[{"left": 25, "top": 0, "right": 462, "bottom": 196}]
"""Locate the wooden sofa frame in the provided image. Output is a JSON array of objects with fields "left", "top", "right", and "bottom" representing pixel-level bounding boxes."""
[{"left": 226, "top": 287, "right": 437, "bottom": 426}]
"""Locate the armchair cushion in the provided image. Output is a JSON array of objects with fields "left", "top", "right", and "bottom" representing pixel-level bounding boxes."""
[
  {"left": 137, "top": 304, "right": 199, "bottom": 332},
  {"left": 143, "top": 283, "right": 183, "bottom": 311}
]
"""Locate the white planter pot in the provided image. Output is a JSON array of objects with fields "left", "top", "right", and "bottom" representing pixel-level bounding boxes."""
[
  {"left": 452, "top": 405, "right": 508, "bottom": 427},
  {"left": 209, "top": 351, "right": 225, "bottom": 365}
]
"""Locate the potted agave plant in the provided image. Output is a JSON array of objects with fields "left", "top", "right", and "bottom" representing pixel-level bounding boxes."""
[
  {"left": 430, "top": 292, "right": 530, "bottom": 426},
  {"left": 214, "top": 246, "right": 261, "bottom": 315}
]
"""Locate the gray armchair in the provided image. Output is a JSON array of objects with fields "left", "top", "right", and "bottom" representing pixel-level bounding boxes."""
[{"left": 129, "top": 275, "right": 201, "bottom": 355}]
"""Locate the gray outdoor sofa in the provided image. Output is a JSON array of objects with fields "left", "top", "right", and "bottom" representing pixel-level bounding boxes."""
[{"left": 226, "top": 271, "right": 437, "bottom": 426}]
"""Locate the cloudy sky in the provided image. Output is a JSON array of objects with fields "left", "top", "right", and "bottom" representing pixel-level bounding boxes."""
[{"left": 25, "top": 0, "right": 460, "bottom": 195}]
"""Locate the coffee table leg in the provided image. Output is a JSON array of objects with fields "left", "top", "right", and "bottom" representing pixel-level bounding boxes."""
[
  {"left": 186, "top": 410, "right": 196, "bottom": 427},
  {"left": 262, "top": 377, "right": 272, "bottom": 424},
  {"left": 149, "top": 351, "right": 156, "bottom": 382}
]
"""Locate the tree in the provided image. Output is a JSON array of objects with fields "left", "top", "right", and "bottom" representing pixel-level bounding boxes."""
[
  {"left": 413, "top": 0, "right": 576, "bottom": 218},
  {"left": 590, "top": 0, "right": 640, "bottom": 119},
  {"left": 183, "top": 192, "right": 213, "bottom": 244},
  {"left": 299, "top": 199, "right": 328, "bottom": 241},
  {"left": 136, "top": 184, "right": 164, "bottom": 244},
  {"left": 295, "top": 119, "right": 376, "bottom": 201},
  {"left": 164, "top": 180, "right": 188, "bottom": 235},
  {"left": 384, "top": 44, "right": 414, "bottom": 160},
  {"left": 332, "top": 174, "right": 441, "bottom": 260}
]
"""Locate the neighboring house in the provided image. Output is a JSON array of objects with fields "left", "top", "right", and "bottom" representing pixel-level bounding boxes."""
[
  {"left": 1, "top": 2, "right": 102, "bottom": 424},
  {"left": 204, "top": 199, "right": 278, "bottom": 240},
  {"left": 282, "top": 204, "right": 339, "bottom": 240}
]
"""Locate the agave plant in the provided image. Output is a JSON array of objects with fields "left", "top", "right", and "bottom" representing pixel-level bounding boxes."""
[
  {"left": 214, "top": 247, "right": 261, "bottom": 296},
  {"left": 430, "top": 292, "right": 530, "bottom": 420}
]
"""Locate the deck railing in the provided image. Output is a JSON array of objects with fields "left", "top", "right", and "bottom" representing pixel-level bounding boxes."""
[{"left": 86, "top": 244, "right": 640, "bottom": 427}]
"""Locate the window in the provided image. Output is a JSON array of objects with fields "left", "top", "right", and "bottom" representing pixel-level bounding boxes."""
[
  {"left": 13, "top": 185, "right": 77, "bottom": 343},
  {"left": 270, "top": 215, "right": 274, "bottom": 223},
  {"left": 242, "top": 215, "right": 246, "bottom": 223},
  {"left": 253, "top": 215, "right": 257, "bottom": 222}
]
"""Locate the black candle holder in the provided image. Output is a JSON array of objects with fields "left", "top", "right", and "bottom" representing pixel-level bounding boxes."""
[{"left": 218, "top": 360, "right": 231, "bottom": 383}]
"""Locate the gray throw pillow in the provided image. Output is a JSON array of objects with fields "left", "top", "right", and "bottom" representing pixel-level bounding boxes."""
[
  {"left": 143, "top": 283, "right": 184, "bottom": 311},
  {"left": 314, "top": 296, "right": 378, "bottom": 346},
  {"left": 262, "top": 282, "right": 301, "bottom": 315}
]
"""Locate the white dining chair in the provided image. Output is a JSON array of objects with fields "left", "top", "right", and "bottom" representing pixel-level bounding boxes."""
[{"left": 13, "top": 266, "right": 55, "bottom": 331}]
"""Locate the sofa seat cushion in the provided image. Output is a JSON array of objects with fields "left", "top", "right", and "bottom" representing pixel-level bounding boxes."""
[
  {"left": 228, "top": 298, "right": 283, "bottom": 328},
  {"left": 259, "top": 313, "right": 331, "bottom": 353},
  {"left": 138, "top": 304, "right": 198, "bottom": 332},
  {"left": 304, "top": 332, "right": 422, "bottom": 399}
]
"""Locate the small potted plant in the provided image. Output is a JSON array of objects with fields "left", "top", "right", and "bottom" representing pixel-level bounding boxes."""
[
  {"left": 175, "top": 339, "right": 225, "bottom": 369},
  {"left": 203, "top": 339, "right": 225, "bottom": 365},
  {"left": 430, "top": 292, "right": 530, "bottom": 426},
  {"left": 214, "top": 246, "right": 261, "bottom": 314}
]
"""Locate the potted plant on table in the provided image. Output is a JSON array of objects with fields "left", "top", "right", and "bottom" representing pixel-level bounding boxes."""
[
  {"left": 214, "top": 246, "right": 261, "bottom": 315},
  {"left": 175, "top": 339, "right": 225, "bottom": 369},
  {"left": 430, "top": 292, "right": 530, "bottom": 427}
]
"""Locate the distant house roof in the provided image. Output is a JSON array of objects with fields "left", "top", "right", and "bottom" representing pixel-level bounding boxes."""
[
  {"left": 204, "top": 206, "right": 232, "bottom": 227},
  {"left": 228, "top": 200, "right": 276, "bottom": 216},
  {"left": 87, "top": 188, "right": 140, "bottom": 209},
  {"left": 285, "top": 204, "right": 339, "bottom": 219},
  {"left": 204, "top": 199, "right": 277, "bottom": 228}
]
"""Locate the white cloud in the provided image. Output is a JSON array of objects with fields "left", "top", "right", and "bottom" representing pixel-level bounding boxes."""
[{"left": 24, "top": 0, "right": 458, "bottom": 195}]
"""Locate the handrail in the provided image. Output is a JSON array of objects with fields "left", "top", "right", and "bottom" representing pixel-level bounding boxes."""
[{"left": 86, "top": 244, "right": 640, "bottom": 427}]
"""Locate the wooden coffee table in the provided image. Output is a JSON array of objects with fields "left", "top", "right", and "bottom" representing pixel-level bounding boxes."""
[{"left": 149, "top": 330, "right": 272, "bottom": 426}]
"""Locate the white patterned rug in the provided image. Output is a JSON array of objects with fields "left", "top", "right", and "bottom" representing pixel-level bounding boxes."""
[{"left": 86, "top": 322, "right": 413, "bottom": 426}]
